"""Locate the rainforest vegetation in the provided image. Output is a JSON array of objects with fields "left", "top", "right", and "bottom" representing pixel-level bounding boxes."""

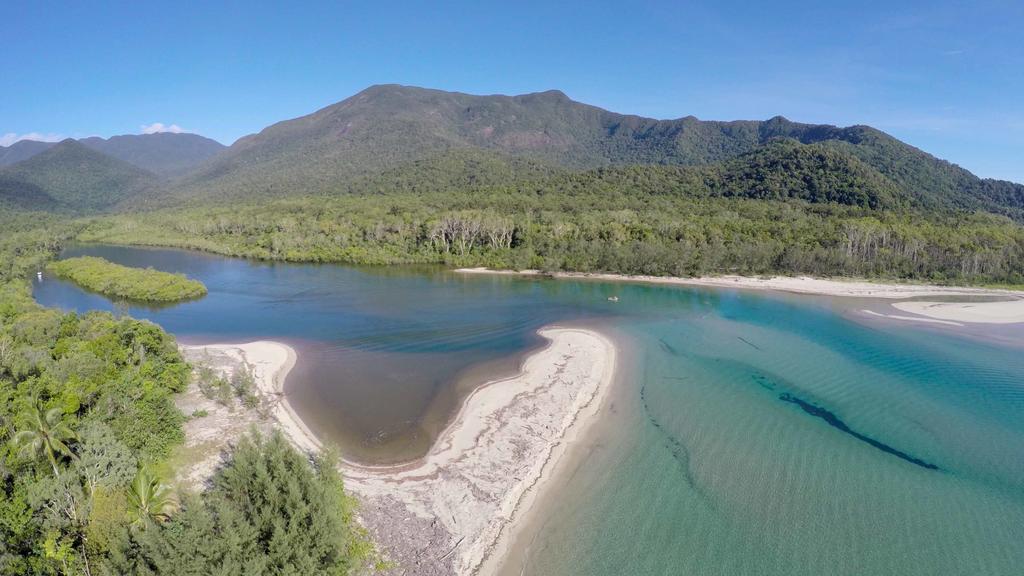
[
  {"left": 82, "top": 183, "right": 1024, "bottom": 287},
  {"left": 47, "top": 257, "right": 207, "bottom": 303},
  {"left": 0, "top": 211, "right": 373, "bottom": 575}
]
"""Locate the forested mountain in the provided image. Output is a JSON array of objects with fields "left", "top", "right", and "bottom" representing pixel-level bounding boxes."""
[
  {"left": 79, "top": 132, "right": 225, "bottom": 177},
  {"left": 817, "top": 129, "right": 1024, "bottom": 219},
  {"left": 0, "top": 139, "right": 56, "bottom": 167},
  {"left": 0, "top": 139, "right": 158, "bottom": 212},
  {"left": 164, "top": 84, "right": 1024, "bottom": 219}
]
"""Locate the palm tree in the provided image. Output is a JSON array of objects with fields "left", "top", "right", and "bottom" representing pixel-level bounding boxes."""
[
  {"left": 12, "top": 406, "right": 76, "bottom": 476},
  {"left": 127, "top": 468, "right": 178, "bottom": 527}
]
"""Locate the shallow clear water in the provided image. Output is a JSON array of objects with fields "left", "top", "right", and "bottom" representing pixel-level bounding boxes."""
[
  {"left": 34, "top": 245, "right": 1024, "bottom": 574},
  {"left": 513, "top": 290, "right": 1024, "bottom": 576}
]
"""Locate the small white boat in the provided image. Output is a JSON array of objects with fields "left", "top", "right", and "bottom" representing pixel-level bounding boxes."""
[
  {"left": 36, "top": 271, "right": 42, "bottom": 281},
  {"left": 607, "top": 296, "right": 619, "bottom": 302}
]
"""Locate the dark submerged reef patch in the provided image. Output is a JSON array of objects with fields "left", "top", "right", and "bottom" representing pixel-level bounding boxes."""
[{"left": 778, "top": 393, "right": 940, "bottom": 471}]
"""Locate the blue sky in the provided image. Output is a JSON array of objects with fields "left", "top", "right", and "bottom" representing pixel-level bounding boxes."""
[{"left": 2, "top": 0, "right": 1022, "bottom": 182}]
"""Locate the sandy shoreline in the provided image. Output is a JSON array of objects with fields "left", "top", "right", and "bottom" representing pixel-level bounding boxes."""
[
  {"left": 455, "top": 267, "right": 1024, "bottom": 298},
  {"left": 456, "top": 268, "right": 1024, "bottom": 325},
  {"left": 178, "top": 327, "right": 617, "bottom": 575}
]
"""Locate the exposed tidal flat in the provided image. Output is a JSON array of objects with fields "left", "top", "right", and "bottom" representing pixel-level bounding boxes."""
[{"left": 34, "top": 245, "right": 1024, "bottom": 576}]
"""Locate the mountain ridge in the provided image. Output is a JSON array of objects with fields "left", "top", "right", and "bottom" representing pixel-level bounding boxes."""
[
  {"left": 163, "top": 84, "right": 1023, "bottom": 219},
  {"left": 79, "top": 132, "right": 225, "bottom": 177},
  {"left": 0, "top": 132, "right": 225, "bottom": 177},
  {"left": 0, "top": 139, "right": 59, "bottom": 167},
  {"left": 0, "top": 139, "right": 159, "bottom": 212}
]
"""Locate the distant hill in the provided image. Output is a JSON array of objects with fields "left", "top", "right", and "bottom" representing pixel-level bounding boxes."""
[
  {"left": 79, "top": 132, "right": 225, "bottom": 177},
  {"left": 0, "top": 139, "right": 57, "bottom": 167},
  {"left": 0, "top": 139, "right": 158, "bottom": 212},
  {"left": 0, "top": 133, "right": 224, "bottom": 177},
  {"left": 166, "top": 85, "right": 1024, "bottom": 219}
]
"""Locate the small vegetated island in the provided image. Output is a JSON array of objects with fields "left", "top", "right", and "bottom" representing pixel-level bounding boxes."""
[{"left": 47, "top": 255, "right": 207, "bottom": 302}]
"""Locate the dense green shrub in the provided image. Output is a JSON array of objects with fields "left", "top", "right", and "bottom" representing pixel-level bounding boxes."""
[
  {"left": 48, "top": 256, "right": 206, "bottom": 302},
  {"left": 107, "top": 431, "right": 375, "bottom": 575}
]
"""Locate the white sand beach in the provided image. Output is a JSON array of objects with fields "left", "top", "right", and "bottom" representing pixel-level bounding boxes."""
[
  {"left": 455, "top": 268, "right": 1024, "bottom": 299},
  {"left": 177, "top": 327, "right": 617, "bottom": 576}
]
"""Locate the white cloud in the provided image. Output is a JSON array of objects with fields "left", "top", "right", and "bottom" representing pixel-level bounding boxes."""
[
  {"left": 0, "top": 132, "right": 65, "bottom": 147},
  {"left": 140, "top": 122, "right": 185, "bottom": 134}
]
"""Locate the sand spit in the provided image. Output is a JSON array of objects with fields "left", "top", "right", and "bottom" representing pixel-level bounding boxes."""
[
  {"left": 454, "top": 268, "right": 1024, "bottom": 299},
  {"left": 891, "top": 300, "right": 1024, "bottom": 324},
  {"left": 177, "top": 328, "right": 617, "bottom": 575},
  {"left": 346, "top": 328, "right": 615, "bottom": 575}
]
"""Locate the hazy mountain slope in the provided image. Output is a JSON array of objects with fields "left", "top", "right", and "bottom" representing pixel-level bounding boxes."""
[
  {"left": 0, "top": 134, "right": 225, "bottom": 176},
  {"left": 79, "top": 132, "right": 225, "bottom": 177},
  {"left": 0, "top": 139, "right": 158, "bottom": 211},
  {"left": 0, "top": 140, "right": 57, "bottom": 167}
]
